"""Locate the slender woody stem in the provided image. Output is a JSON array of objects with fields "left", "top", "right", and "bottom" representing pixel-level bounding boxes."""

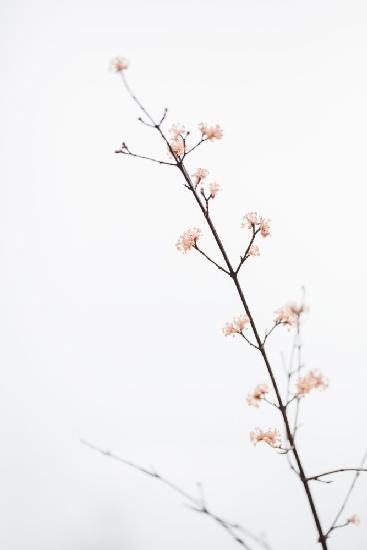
[
  {"left": 81, "top": 439, "right": 271, "bottom": 550},
  {"left": 118, "top": 75, "right": 328, "bottom": 549}
]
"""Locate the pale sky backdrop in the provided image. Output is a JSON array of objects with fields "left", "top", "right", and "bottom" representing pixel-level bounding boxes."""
[{"left": 1, "top": 1, "right": 367, "bottom": 549}]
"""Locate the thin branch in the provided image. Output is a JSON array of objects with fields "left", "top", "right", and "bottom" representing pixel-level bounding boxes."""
[
  {"left": 235, "top": 227, "right": 260, "bottom": 275},
  {"left": 239, "top": 331, "right": 260, "bottom": 351},
  {"left": 115, "top": 147, "right": 175, "bottom": 166},
  {"left": 81, "top": 439, "right": 271, "bottom": 550},
  {"left": 184, "top": 137, "right": 207, "bottom": 156},
  {"left": 325, "top": 450, "right": 367, "bottom": 538},
  {"left": 159, "top": 107, "right": 168, "bottom": 125},
  {"left": 307, "top": 467, "right": 367, "bottom": 482},
  {"left": 262, "top": 322, "right": 281, "bottom": 346},
  {"left": 193, "top": 244, "right": 230, "bottom": 275},
  {"left": 262, "top": 396, "right": 279, "bottom": 409}
]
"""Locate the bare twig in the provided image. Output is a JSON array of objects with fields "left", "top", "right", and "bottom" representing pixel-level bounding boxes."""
[
  {"left": 81, "top": 439, "right": 271, "bottom": 550},
  {"left": 239, "top": 331, "right": 260, "bottom": 351},
  {"left": 307, "top": 467, "right": 367, "bottom": 482},
  {"left": 115, "top": 146, "right": 175, "bottom": 166},
  {"left": 262, "top": 322, "right": 280, "bottom": 346},
  {"left": 193, "top": 244, "right": 230, "bottom": 275},
  {"left": 325, "top": 450, "right": 367, "bottom": 538}
]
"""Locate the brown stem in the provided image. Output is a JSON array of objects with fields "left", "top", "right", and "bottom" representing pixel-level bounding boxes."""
[
  {"left": 307, "top": 468, "right": 367, "bottom": 482},
  {"left": 81, "top": 439, "right": 271, "bottom": 550},
  {"left": 325, "top": 450, "right": 367, "bottom": 538},
  {"left": 118, "top": 74, "right": 328, "bottom": 550},
  {"left": 175, "top": 162, "right": 327, "bottom": 549}
]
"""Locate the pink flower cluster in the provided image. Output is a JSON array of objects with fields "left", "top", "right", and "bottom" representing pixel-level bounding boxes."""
[
  {"left": 295, "top": 370, "right": 328, "bottom": 396},
  {"left": 193, "top": 168, "right": 209, "bottom": 181},
  {"left": 242, "top": 212, "right": 271, "bottom": 237},
  {"left": 246, "top": 383, "right": 269, "bottom": 407},
  {"left": 274, "top": 305, "right": 298, "bottom": 328},
  {"left": 223, "top": 315, "right": 250, "bottom": 336},
  {"left": 347, "top": 514, "right": 360, "bottom": 526},
  {"left": 193, "top": 169, "right": 221, "bottom": 200},
  {"left": 112, "top": 56, "right": 129, "bottom": 72},
  {"left": 209, "top": 182, "right": 221, "bottom": 198},
  {"left": 274, "top": 302, "right": 310, "bottom": 329},
  {"left": 199, "top": 123, "right": 223, "bottom": 141},
  {"left": 250, "top": 427, "right": 281, "bottom": 448},
  {"left": 176, "top": 228, "right": 202, "bottom": 253},
  {"left": 248, "top": 244, "right": 260, "bottom": 257},
  {"left": 169, "top": 125, "right": 187, "bottom": 158}
]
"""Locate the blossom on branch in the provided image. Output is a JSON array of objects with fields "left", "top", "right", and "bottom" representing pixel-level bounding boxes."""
[
  {"left": 111, "top": 56, "right": 129, "bottom": 72},
  {"left": 246, "top": 384, "right": 269, "bottom": 407},
  {"left": 199, "top": 123, "right": 223, "bottom": 141},
  {"left": 250, "top": 427, "right": 281, "bottom": 448},
  {"left": 193, "top": 168, "right": 209, "bottom": 182},
  {"left": 274, "top": 305, "right": 298, "bottom": 328},
  {"left": 209, "top": 182, "right": 221, "bottom": 198},
  {"left": 289, "top": 302, "right": 310, "bottom": 316},
  {"left": 295, "top": 370, "right": 328, "bottom": 396},
  {"left": 169, "top": 139, "right": 185, "bottom": 158},
  {"left": 176, "top": 228, "right": 202, "bottom": 253},
  {"left": 248, "top": 244, "right": 260, "bottom": 256},
  {"left": 242, "top": 212, "right": 260, "bottom": 228},
  {"left": 242, "top": 213, "right": 271, "bottom": 237},
  {"left": 259, "top": 218, "right": 271, "bottom": 237},
  {"left": 169, "top": 124, "right": 187, "bottom": 140},
  {"left": 223, "top": 315, "right": 250, "bottom": 336},
  {"left": 347, "top": 515, "right": 360, "bottom": 526}
]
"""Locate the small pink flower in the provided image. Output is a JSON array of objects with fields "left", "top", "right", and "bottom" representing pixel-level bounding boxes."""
[
  {"left": 295, "top": 370, "right": 328, "bottom": 396},
  {"left": 242, "top": 212, "right": 260, "bottom": 228},
  {"left": 246, "top": 384, "right": 269, "bottom": 407},
  {"left": 250, "top": 427, "right": 281, "bottom": 448},
  {"left": 170, "top": 124, "right": 186, "bottom": 140},
  {"left": 169, "top": 139, "right": 185, "bottom": 158},
  {"left": 199, "top": 123, "right": 223, "bottom": 140},
  {"left": 274, "top": 305, "right": 298, "bottom": 328},
  {"left": 289, "top": 302, "right": 310, "bottom": 316},
  {"left": 259, "top": 218, "right": 271, "bottom": 237},
  {"left": 176, "top": 228, "right": 202, "bottom": 253},
  {"left": 248, "top": 245, "right": 260, "bottom": 257},
  {"left": 192, "top": 168, "right": 209, "bottom": 181},
  {"left": 347, "top": 515, "right": 360, "bottom": 526},
  {"left": 223, "top": 315, "right": 250, "bottom": 336},
  {"left": 111, "top": 56, "right": 129, "bottom": 72},
  {"left": 209, "top": 182, "right": 221, "bottom": 198}
]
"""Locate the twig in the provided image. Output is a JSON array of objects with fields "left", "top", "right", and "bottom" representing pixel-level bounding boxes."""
[
  {"left": 235, "top": 227, "right": 260, "bottom": 275},
  {"left": 81, "top": 439, "right": 271, "bottom": 550},
  {"left": 239, "top": 331, "right": 260, "bottom": 351},
  {"left": 193, "top": 244, "right": 230, "bottom": 275},
  {"left": 184, "top": 137, "right": 207, "bottom": 156},
  {"left": 115, "top": 147, "right": 175, "bottom": 166},
  {"left": 307, "top": 467, "right": 367, "bottom": 482},
  {"left": 325, "top": 450, "right": 367, "bottom": 538},
  {"left": 262, "top": 322, "right": 280, "bottom": 346}
]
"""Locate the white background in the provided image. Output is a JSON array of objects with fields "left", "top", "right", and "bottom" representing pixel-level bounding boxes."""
[{"left": 1, "top": 1, "right": 367, "bottom": 549}]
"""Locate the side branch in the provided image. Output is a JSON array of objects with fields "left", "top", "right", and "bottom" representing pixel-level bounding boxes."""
[
  {"left": 81, "top": 439, "right": 271, "bottom": 550},
  {"left": 193, "top": 244, "right": 230, "bottom": 275},
  {"left": 236, "top": 227, "right": 260, "bottom": 275},
  {"left": 115, "top": 144, "right": 175, "bottom": 166},
  {"left": 325, "top": 450, "right": 367, "bottom": 538},
  {"left": 307, "top": 468, "right": 367, "bottom": 482}
]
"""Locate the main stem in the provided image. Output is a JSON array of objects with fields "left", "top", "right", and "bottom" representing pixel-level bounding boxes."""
[
  {"left": 118, "top": 74, "right": 327, "bottom": 548},
  {"left": 176, "top": 162, "right": 328, "bottom": 549}
]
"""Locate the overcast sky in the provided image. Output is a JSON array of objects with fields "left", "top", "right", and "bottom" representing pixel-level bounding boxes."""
[{"left": 1, "top": 1, "right": 367, "bottom": 549}]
